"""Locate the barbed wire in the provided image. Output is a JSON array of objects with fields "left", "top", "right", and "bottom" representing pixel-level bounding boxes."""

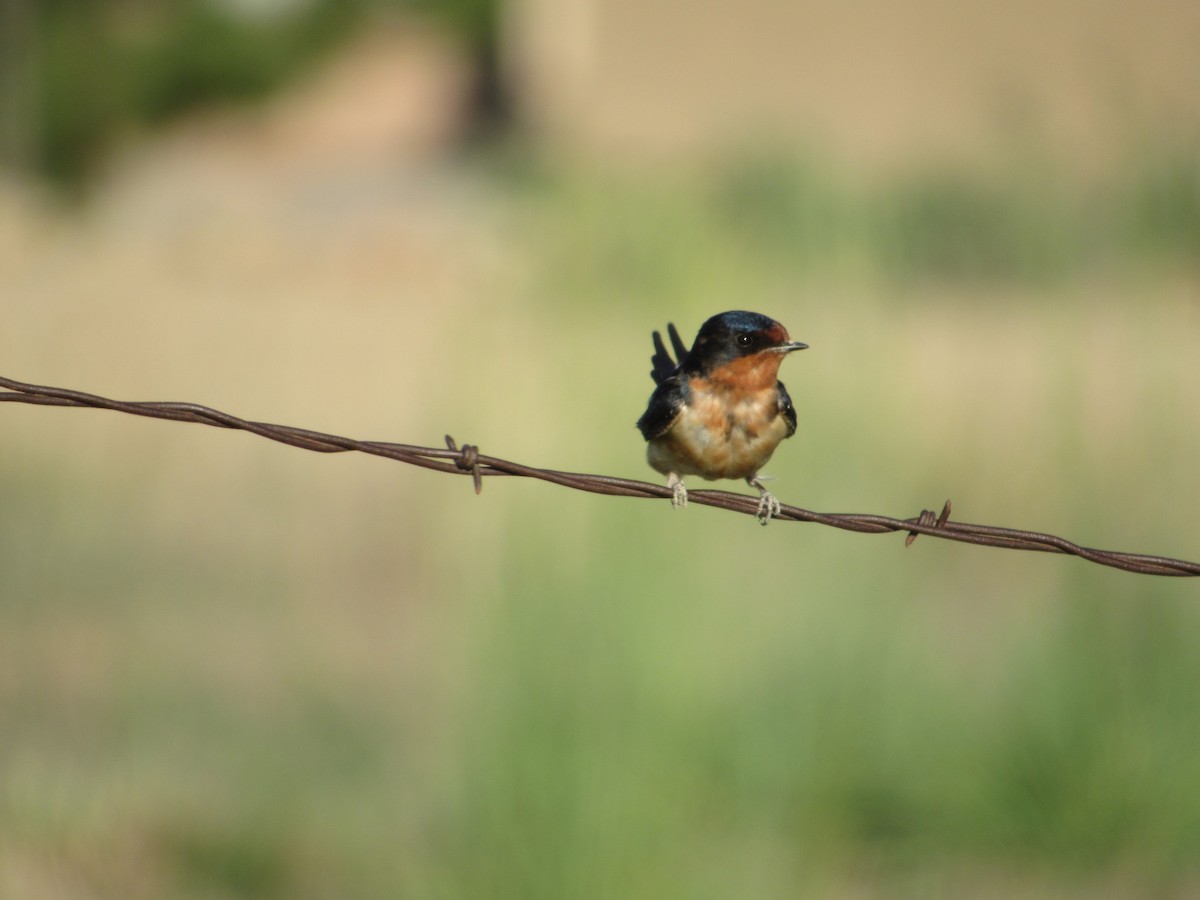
[{"left": 2, "top": 374, "right": 1197, "bottom": 578}]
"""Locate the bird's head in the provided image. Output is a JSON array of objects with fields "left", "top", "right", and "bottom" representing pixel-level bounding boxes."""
[{"left": 684, "top": 311, "right": 808, "bottom": 380}]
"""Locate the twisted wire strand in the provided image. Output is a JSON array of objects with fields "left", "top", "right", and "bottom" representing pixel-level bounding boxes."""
[{"left": 2, "top": 375, "right": 1196, "bottom": 577}]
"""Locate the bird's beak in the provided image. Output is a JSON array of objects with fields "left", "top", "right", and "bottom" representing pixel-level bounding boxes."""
[{"left": 773, "top": 341, "right": 808, "bottom": 353}]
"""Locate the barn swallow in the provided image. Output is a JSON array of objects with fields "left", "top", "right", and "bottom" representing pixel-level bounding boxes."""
[{"left": 636, "top": 311, "right": 808, "bottom": 524}]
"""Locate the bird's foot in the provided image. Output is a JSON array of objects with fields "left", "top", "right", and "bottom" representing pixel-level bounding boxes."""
[
  {"left": 667, "top": 472, "right": 688, "bottom": 510},
  {"left": 747, "top": 476, "right": 781, "bottom": 525}
]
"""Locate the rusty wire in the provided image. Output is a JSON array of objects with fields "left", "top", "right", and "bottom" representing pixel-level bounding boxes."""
[{"left": 2, "top": 374, "right": 1197, "bottom": 578}]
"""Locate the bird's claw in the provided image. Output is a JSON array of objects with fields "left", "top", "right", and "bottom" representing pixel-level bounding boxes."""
[
  {"left": 748, "top": 476, "right": 781, "bottom": 525},
  {"left": 755, "top": 491, "right": 781, "bottom": 525},
  {"left": 673, "top": 482, "right": 689, "bottom": 509},
  {"left": 667, "top": 473, "right": 688, "bottom": 510}
]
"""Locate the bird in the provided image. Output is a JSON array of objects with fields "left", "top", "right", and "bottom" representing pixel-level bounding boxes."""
[{"left": 636, "top": 310, "right": 808, "bottom": 524}]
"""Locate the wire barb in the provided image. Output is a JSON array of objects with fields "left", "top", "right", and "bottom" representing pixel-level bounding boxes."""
[
  {"left": 2, "top": 375, "right": 1198, "bottom": 578},
  {"left": 906, "top": 499, "right": 953, "bottom": 547},
  {"left": 445, "top": 435, "right": 483, "bottom": 495}
]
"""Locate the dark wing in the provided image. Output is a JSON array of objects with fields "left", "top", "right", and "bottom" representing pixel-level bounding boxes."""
[
  {"left": 637, "top": 376, "right": 688, "bottom": 440},
  {"left": 777, "top": 380, "right": 797, "bottom": 437},
  {"left": 649, "top": 322, "right": 689, "bottom": 385}
]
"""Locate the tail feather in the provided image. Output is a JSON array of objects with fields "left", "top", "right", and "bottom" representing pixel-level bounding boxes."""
[
  {"left": 650, "top": 322, "right": 689, "bottom": 384},
  {"left": 667, "top": 322, "right": 688, "bottom": 363}
]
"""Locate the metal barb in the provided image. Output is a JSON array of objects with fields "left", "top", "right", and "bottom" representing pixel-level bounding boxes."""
[
  {"left": 906, "top": 499, "right": 954, "bottom": 547},
  {"left": 444, "top": 435, "right": 483, "bottom": 494}
]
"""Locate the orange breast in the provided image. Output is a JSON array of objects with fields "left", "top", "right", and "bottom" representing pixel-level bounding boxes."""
[
  {"left": 646, "top": 373, "right": 793, "bottom": 481},
  {"left": 707, "top": 350, "right": 786, "bottom": 392}
]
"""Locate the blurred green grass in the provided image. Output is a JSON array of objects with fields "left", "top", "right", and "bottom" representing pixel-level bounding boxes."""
[
  {"left": 3, "top": 139, "right": 1200, "bottom": 898},
  {"left": 516, "top": 146, "right": 1200, "bottom": 295}
]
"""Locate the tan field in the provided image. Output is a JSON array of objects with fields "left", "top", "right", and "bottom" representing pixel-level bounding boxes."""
[{"left": 2, "top": 16, "right": 1200, "bottom": 898}]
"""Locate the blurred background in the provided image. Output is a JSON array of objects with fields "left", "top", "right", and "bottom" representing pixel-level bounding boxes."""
[{"left": 2, "top": 0, "right": 1200, "bottom": 896}]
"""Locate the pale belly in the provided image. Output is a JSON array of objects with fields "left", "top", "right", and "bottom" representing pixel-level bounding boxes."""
[{"left": 647, "top": 388, "right": 791, "bottom": 481}]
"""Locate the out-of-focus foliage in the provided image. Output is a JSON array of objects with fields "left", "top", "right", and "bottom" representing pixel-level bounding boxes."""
[
  {"left": 28, "top": 0, "right": 502, "bottom": 186},
  {"left": 36, "top": 0, "right": 363, "bottom": 184}
]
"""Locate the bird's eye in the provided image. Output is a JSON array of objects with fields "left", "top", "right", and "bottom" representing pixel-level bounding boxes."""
[{"left": 736, "top": 334, "right": 753, "bottom": 347}]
